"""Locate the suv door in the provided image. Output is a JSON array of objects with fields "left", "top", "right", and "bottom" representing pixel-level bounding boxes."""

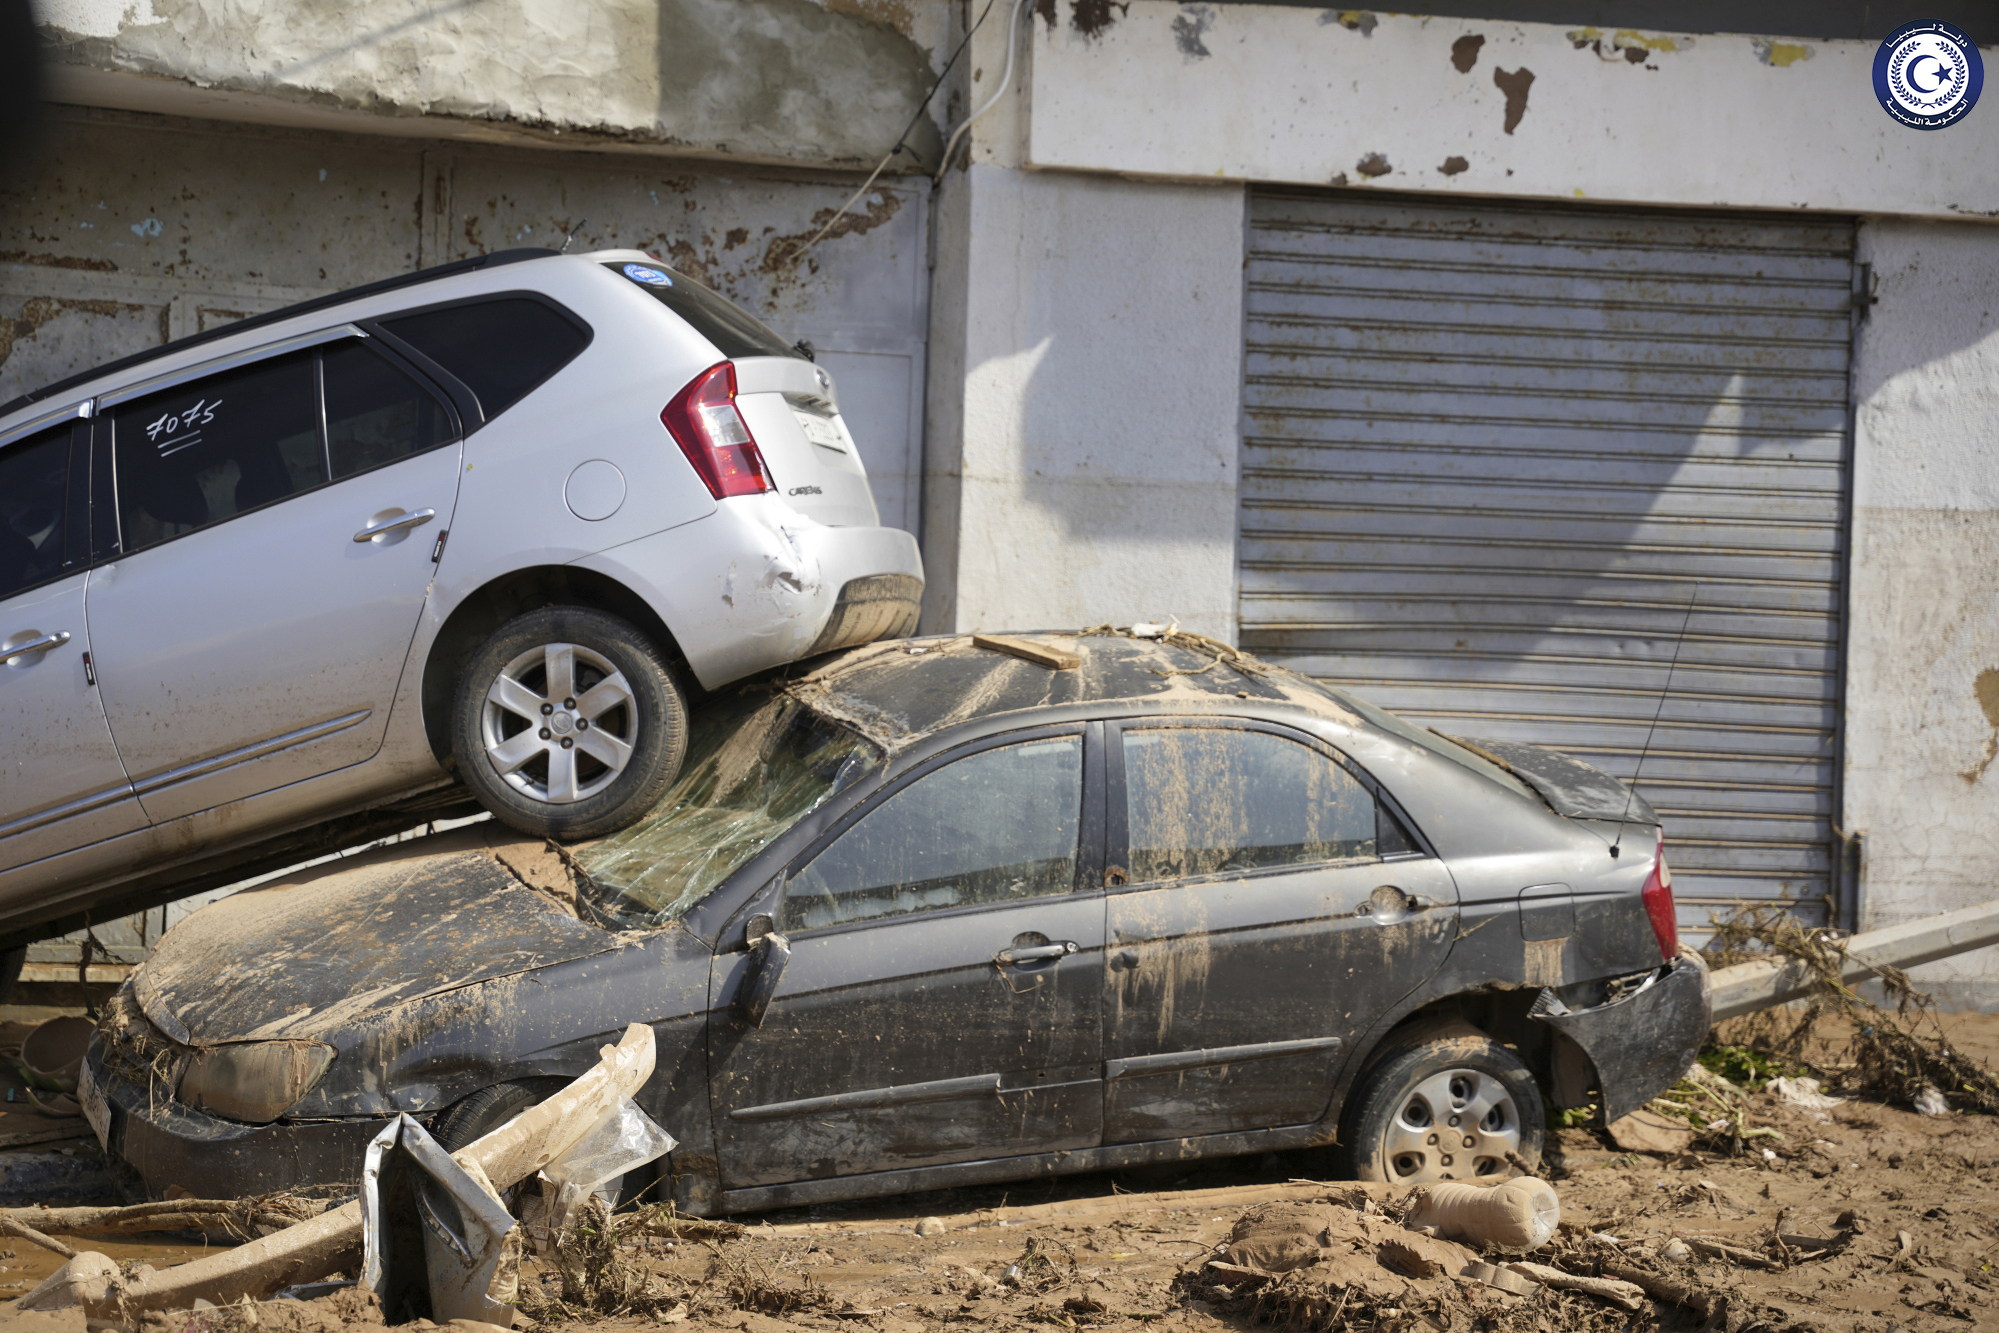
[
  {"left": 86, "top": 333, "right": 463, "bottom": 823},
  {"left": 1102, "top": 720, "right": 1457, "bottom": 1144},
  {"left": 0, "top": 419, "right": 147, "bottom": 880},
  {"left": 708, "top": 726, "right": 1106, "bottom": 1193}
]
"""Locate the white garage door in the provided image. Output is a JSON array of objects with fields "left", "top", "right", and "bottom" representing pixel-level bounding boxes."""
[{"left": 1238, "top": 192, "right": 1856, "bottom": 933}]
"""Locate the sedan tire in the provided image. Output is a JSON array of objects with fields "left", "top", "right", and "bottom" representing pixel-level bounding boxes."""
[
  {"left": 452, "top": 607, "right": 688, "bottom": 841},
  {"left": 1339, "top": 1034, "right": 1544, "bottom": 1183}
]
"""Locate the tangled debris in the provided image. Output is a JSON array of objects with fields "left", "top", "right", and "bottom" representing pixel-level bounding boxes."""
[
  {"left": 1079, "top": 622, "right": 1268, "bottom": 678},
  {"left": 1702, "top": 905, "right": 1999, "bottom": 1116}
]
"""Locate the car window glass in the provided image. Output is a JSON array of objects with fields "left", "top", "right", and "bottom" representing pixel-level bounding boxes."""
[
  {"left": 0, "top": 427, "right": 70, "bottom": 599},
  {"left": 603, "top": 262, "right": 802, "bottom": 360},
  {"left": 323, "top": 342, "right": 455, "bottom": 479},
  {"left": 112, "top": 353, "right": 321, "bottom": 555},
  {"left": 782, "top": 736, "right": 1084, "bottom": 933},
  {"left": 1123, "top": 727, "right": 1377, "bottom": 882},
  {"left": 379, "top": 297, "right": 588, "bottom": 421}
]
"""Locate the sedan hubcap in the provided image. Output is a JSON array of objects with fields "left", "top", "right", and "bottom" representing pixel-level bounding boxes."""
[
  {"left": 479, "top": 642, "right": 636, "bottom": 804},
  {"left": 1380, "top": 1068, "right": 1521, "bottom": 1182}
]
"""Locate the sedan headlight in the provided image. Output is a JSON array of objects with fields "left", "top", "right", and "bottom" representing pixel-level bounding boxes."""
[{"left": 178, "top": 1042, "right": 335, "bottom": 1123}]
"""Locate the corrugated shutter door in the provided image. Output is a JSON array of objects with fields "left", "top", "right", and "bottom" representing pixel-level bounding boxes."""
[{"left": 1238, "top": 192, "right": 1855, "bottom": 932}]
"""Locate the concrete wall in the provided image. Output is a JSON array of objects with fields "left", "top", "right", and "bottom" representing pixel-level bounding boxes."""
[
  {"left": 33, "top": 0, "right": 946, "bottom": 170},
  {"left": 1026, "top": 2, "right": 1998, "bottom": 218},
  {"left": 1846, "top": 218, "right": 1999, "bottom": 1010},
  {"left": 923, "top": 163, "right": 1246, "bottom": 640}
]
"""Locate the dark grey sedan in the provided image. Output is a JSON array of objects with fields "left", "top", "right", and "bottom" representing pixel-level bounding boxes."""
[{"left": 82, "top": 631, "right": 1708, "bottom": 1213}]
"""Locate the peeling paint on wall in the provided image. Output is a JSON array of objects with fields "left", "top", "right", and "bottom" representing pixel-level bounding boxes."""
[
  {"left": 1438, "top": 155, "right": 1468, "bottom": 176},
  {"left": 1070, "top": 0, "right": 1129, "bottom": 40},
  {"left": 1493, "top": 66, "right": 1534, "bottom": 134},
  {"left": 1755, "top": 39, "right": 1814, "bottom": 67},
  {"left": 1323, "top": 10, "right": 1377, "bottom": 37},
  {"left": 1958, "top": 668, "right": 1999, "bottom": 784},
  {"left": 1450, "top": 34, "right": 1483, "bottom": 73},
  {"left": 1355, "top": 152, "right": 1391, "bottom": 177}
]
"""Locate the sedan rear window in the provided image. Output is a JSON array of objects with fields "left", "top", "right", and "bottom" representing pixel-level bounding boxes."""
[
  {"left": 603, "top": 262, "right": 802, "bottom": 360},
  {"left": 576, "top": 691, "right": 879, "bottom": 926}
]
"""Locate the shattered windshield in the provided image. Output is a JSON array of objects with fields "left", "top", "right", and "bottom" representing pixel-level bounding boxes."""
[{"left": 574, "top": 690, "right": 881, "bottom": 927}]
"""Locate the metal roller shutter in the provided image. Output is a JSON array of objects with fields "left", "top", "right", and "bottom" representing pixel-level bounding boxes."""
[{"left": 1238, "top": 192, "right": 1856, "bottom": 933}]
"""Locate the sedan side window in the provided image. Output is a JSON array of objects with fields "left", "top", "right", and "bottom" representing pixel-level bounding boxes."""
[
  {"left": 111, "top": 353, "right": 321, "bottom": 555},
  {"left": 0, "top": 427, "right": 70, "bottom": 599},
  {"left": 782, "top": 735, "right": 1083, "bottom": 933},
  {"left": 1123, "top": 727, "right": 1389, "bottom": 882}
]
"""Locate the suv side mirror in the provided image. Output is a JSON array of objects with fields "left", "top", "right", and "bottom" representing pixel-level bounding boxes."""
[{"left": 745, "top": 911, "right": 776, "bottom": 949}]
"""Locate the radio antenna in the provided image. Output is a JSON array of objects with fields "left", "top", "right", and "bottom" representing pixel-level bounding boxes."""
[{"left": 1611, "top": 583, "right": 1698, "bottom": 859}]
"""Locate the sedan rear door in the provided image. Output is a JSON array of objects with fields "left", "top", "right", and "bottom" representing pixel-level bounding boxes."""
[
  {"left": 1101, "top": 720, "right": 1457, "bottom": 1145},
  {"left": 707, "top": 724, "right": 1106, "bottom": 1198}
]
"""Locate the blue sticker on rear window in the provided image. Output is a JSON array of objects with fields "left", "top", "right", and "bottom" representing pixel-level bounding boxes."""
[{"left": 622, "top": 264, "right": 674, "bottom": 287}]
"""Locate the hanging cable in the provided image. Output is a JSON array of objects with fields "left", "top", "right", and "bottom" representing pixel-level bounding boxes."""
[
  {"left": 933, "top": 0, "right": 1028, "bottom": 185},
  {"left": 793, "top": 0, "right": 1001, "bottom": 263}
]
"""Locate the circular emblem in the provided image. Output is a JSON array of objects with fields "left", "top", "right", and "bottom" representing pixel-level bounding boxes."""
[
  {"left": 1873, "top": 19, "right": 1982, "bottom": 129},
  {"left": 621, "top": 263, "right": 674, "bottom": 287}
]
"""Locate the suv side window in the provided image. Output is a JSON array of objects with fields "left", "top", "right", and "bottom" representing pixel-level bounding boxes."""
[
  {"left": 323, "top": 342, "right": 455, "bottom": 480},
  {"left": 378, "top": 297, "right": 589, "bottom": 422},
  {"left": 0, "top": 426, "right": 72, "bottom": 599},
  {"left": 781, "top": 735, "right": 1084, "bottom": 933},
  {"left": 111, "top": 353, "right": 321, "bottom": 555},
  {"left": 1121, "top": 726, "right": 1407, "bottom": 882}
]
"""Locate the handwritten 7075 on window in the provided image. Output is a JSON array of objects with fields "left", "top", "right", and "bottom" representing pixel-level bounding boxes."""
[{"left": 145, "top": 399, "right": 222, "bottom": 458}]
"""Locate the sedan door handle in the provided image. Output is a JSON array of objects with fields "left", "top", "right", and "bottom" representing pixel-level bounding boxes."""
[
  {"left": 994, "top": 941, "right": 1079, "bottom": 966},
  {"left": 2, "top": 629, "right": 71, "bottom": 665},
  {"left": 352, "top": 508, "right": 436, "bottom": 543}
]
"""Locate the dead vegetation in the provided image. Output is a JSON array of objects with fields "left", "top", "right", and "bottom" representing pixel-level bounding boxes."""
[{"left": 1701, "top": 904, "right": 1999, "bottom": 1115}]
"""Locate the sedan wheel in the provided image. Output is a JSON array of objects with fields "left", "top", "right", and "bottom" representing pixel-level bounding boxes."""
[
  {"left": 1340, "top": 1034, "right": 1544, "bottom": 1184},
  {"left": 451, "top": 607, "right": 687, "bottom": 840}
]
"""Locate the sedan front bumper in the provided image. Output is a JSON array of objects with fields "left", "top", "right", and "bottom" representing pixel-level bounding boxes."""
[
  {"left": 86, "top": 1052, "right": 391, "bottom": 1200},
  {"left": 1530, "top": 952, "right": 1712, "bottom": 1124}
]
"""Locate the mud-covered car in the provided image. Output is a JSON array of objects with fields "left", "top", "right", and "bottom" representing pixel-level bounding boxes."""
[{"left": 81, "top": 632, "right": 1709, "bottom": 1212}]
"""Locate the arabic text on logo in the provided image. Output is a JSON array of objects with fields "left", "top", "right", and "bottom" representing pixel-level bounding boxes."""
[{"left": 1873, "top": 19, "right": 1983, "bottom": 130}]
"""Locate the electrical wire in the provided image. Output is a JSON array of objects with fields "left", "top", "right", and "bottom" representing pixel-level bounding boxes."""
[
  {"left": 933, "top": 0, "right": 1028, "bottom": 185},
  {"left": 793, "top": 0, "right": 1001, "bottom": 262}
]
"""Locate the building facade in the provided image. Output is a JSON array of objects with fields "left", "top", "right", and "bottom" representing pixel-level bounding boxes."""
[{"left": 10, "top": 0, "right": 1999, "bottom": 1006}]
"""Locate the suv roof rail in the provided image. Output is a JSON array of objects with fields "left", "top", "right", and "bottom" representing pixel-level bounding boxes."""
[{"left": 0, "top": 247, "right": 561, "bottom": 419}]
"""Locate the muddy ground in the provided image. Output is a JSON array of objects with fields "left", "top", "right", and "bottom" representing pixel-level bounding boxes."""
[{"left": 0, "top": 1008, "right": 1995, "bottom": 1333}]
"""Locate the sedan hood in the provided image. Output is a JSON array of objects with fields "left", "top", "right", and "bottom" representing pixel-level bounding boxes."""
[
  {"left": 135, "top": 826, "right": 619, "bottom": 1044},
  {"left": 1450, "top": 736, "right": 1660, "bottom": 825}
]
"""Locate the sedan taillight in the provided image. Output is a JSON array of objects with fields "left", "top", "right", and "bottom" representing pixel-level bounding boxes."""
[
  {"left": 662, "top": 361, "right": 773, "bottom": 499},
  {"left": 1640, "top": 841, "right": 1678, "bottom": 962}
]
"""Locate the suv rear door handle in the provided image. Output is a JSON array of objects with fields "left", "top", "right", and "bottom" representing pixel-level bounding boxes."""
[
  {"left": 352, "top": 508, "right": 436, "bottom": 543},
  {"left": 994, "top": 941, "right": 1079, "bottom": 966},
  {"left": 3, "top": 630, "right": 71, "bottom": 665}
]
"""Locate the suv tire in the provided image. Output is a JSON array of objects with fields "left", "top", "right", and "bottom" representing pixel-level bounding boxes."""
[
  {"left": 452, "top": 607, "right": 687, "bottom": 841},
  {"left": 1338, "top": 1034, "right": 1544, "bottom": 1183}
]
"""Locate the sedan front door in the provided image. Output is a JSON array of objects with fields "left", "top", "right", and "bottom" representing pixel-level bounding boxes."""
[
  {"left": 708, "top": 726, "right": 1106, "bottom": 1197},
  {"left": 1102, "top": 720, "right": 1457, "bottom": 1144}
]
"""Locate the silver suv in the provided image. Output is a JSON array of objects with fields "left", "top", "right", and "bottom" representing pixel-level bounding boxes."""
[{"left": 0, "top": 248, "right": 922, "bottom": 951}]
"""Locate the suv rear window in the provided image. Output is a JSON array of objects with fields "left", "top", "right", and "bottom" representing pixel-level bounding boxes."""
[
  {"left": 603, "top": 262, "right": 802, "bottom": 360},
  {"left": 379, "top": 296, "right": 589, "bottom": 421}
]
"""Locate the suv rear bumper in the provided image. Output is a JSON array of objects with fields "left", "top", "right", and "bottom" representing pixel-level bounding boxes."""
[
  {"left": 86, "top": 1050, "right": 387, "bottom": 1199},
  {"left": 575, "top": 498, "right": 923, "bottom": 690}
]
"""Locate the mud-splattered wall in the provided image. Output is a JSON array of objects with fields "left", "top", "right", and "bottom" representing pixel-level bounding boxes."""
[
  {"left": 33, "top": 0, "right": 947, "bottom": 172},
  {"left": 1023, "top": 4, "right": 1998, "bottom": 218},
  {"left": 1845, "top": 220, "right": 1999, "bottom": 1011}
]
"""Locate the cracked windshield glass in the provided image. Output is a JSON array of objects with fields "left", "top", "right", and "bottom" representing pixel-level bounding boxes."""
[{"left": 575, "top": 690, "right": 880, "bottom": 926}]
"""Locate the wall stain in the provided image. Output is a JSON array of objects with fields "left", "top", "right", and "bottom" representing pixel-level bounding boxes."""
[
  {"left": 1754, "top": 38, "right": 1813, "bottom": 67},
  {"left": 1493, "top": 66, "right": 1535, "bottom": 134},
  {"left": 1438, "top": 155, "right": 1469, "bottom": 176},
  {"left": 1356, "top": 152, "right": 1392, "bottom": 178},
  {"left": 0, "top": 251, "right": 118, "bottom": 273},
  {"left": 1171, "top": 5, "right": 1213, "bottom": 59},
  {"left": 0, "top": 296, "right": 134, "bottom": 374},
  {"left": 761, "top": 189, "right": 906, "bottom": 282},
  {"left": 1450, "top": 34, "right": 1483, "bottom": 73},
  {"left": 1035, "top": 0, "right": 1057, "bottom": 30},
  {"left": 1319, "top": 10, "right": 1376, "bottom": 36},
  {"left": 1957, "top": 667, "right": 1999, "bottom": 785},
  {"left": 1070, "top": 0, "right": 1129, "bottom": 39}
]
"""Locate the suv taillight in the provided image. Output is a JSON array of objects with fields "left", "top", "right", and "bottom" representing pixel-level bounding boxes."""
[
  {"left": 662, "top": 362, "right": 773, "bottom": 499},
  {"left": 1640, "top": 841, "right": 1678, "bottom": 961}
]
